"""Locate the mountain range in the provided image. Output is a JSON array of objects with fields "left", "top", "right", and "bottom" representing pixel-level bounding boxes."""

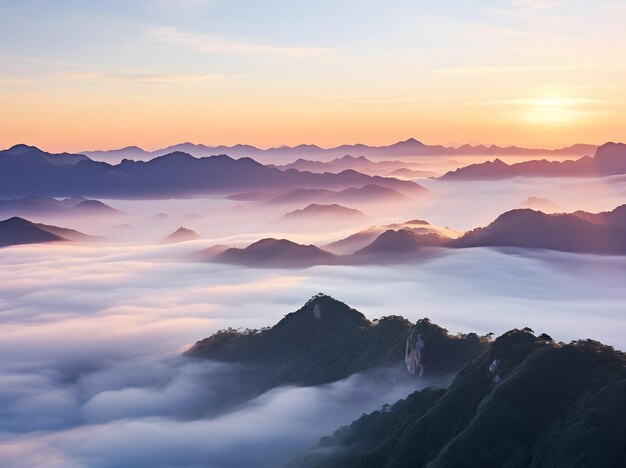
[
  {"left": 188, "top": 294, "right": 487, "bottom": 387},
  {"left": 228, "top": 184, "right": 412, "bottom": 206},
  {"left": 440, "top": 142, "right": 626, "bottom": 180},
  {"left": 455, "top": 205, "right": 626, "bottom": 254},
  {"left": 0, "top": 145, "right": 425, "bottom": 198},
  {"left": 279, "top": 204, "right": 369, "bottom": 224},
  {"left": 291, "top": 326, "right": 625, "bottom": 468},
  {"left": 269, "top": 155, "right": 437, "bottom": 177},
  {"left": 201, "top": 204, "right": 626, "bottom": 266},
  {"left": 0, "top": 195, "right": 121, "bottom": 217},
  {"left": 81, "top": 139, "right": 597, "bottom": 164},
  {"left": 186, "top": 294, "right": 625, "bottom": 468}
]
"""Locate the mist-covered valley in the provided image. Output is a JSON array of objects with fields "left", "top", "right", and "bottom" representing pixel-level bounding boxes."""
[{"left": 1, "top": 141, "right": 625, "bottom": 467}]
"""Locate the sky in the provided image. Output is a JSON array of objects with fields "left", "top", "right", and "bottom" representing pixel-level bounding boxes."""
[{"left": 1, "top": 0, "right": 625, "bottom": 152}]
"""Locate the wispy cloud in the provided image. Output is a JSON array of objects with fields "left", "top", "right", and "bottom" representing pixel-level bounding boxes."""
[
  {"left": 147, "top": 26, "right": 333, "bottom": 58},
  {"left": 431, "top": 64, "right": 580, "bottom": 76},
  {"left": 62, "top": 72, "right": 227, "bottom": 84}
]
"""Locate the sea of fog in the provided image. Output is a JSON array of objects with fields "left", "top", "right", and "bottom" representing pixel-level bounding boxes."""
[
  {"left": 0, "top": 172, "right": 624, "bottom": 467},
  {"left": 0, "top": 242, "right": 624, "bottom": 466}
]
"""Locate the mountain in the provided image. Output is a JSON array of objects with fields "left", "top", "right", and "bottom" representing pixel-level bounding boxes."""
[
  {"left": 71, "top": 199, "right": 121, "bottom": 214},
  {"left": 203, "top": 205, "right": 626, "bottom": 266},
  {"left": 160, "top": 227, "right": 201, "bottom": 244},
  {"left": 271, "top": 155, "right": 434, "bottom": 177},
  {"left": 214, "top": 238, "right": 338, "bottom": 268},
  {"left": 79, "top": 145, "right": 149, "bottom": 163},
  {"left": 324, "top": 220, "right": 461, "bottom": 255},
  {"left": 0, "top": 146, "right": 424, "bottom": 198},
  {"left": 517, "top": 197, "right": 564, "bottom": 213},
  {"left": 291, "top": 330, "right": 625, "bottom": 468},
  {"left": 187, "top": 294, "right": 487, "bottom": 387},
  {"left": 81, "top": 139, "right": 597, "bottom": 164},
  {"left": 0, "top": 217, "right": 95, "bottom": 246},
  {"left": 572, "top": 204, "right": 626, "bottom": 225},
  {"left": 354, "top": 229, "right": 452, "bottom": 259},
  {"left": 0, "top": 217, "right": 66, "bottom": 247},
  {"left": 333, "top": 184, "right": 411, "bottom": 203},
  {"left": 234, "top": 184, "right": 413, "bottom": 206},
  {"left": 386, "top": 167, "right": 438, "bottom": 178},
  {"left": 0, "top": 196, "right": 122, "bottom": 218},
  {"left": 1, "top": 144, "right": 89, "bottom": 165},
  {"left": 440, "top": 142, "right": 626, "bottom": 180},
  {"left": 279, "top": 204, "right": 369, "bottom": 223},
  {"left": 453, "top": 205, "right": 626, "bottom": 254}
]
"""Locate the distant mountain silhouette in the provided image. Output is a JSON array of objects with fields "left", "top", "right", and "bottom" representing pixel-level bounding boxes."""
[
  {"left": 292, "top": 329, "right": 625, "bottom": 468},
  {"left": 279, "top": 204, "right": 369, "bottom": 223},
  {"left": 160, "top": 227, "right": 201, "bottom": 244},
  {"left": 517, "top": 197, "right": 564, "bottom": 213},
  {"left": 453, "top": 205, "right": 626, "bottom": 254},
  {"left": 0, "top": 217, "right": 95, "bottom": 247},
  {"left": 231, "top": 184, "right": 414, "bottom": 206},
  {"left": 0, "top": 145, "right": 424, "bottom": 198},
  {"left": 188, "top": 294, "right": 487, "bottom": 387},
  {"left": 72, "top": 199, "right": 121, "bottom": 214},
  {"left": 386, "top": 167, "right": 438, "bottom": 178},
  {"left": 271, "top": 155, "right": 435, "bottom": 177},
  {"left": 82, "top": 139, "right": 596, "bottom": 163},
  {"left": 354, "top": 229, "right": 452, "bottom": 259},
  {"left": 214, "top": 238, "right": 338, "bottom": 268},
  {"left": 0, "top": 196, "right": 121, "bottom": 217},
  {"left": 440, "top": 142, "right": 626, "bottom": 180},
  {"left": 333, "top": 184, "right": 411, "bottom": 203},
  {"left": 0, "top": 217, "right": 65, "bottom": 247},
  {"left": 571, "top": 204, "right": 626, "bottom": 225},
  {"left": 2, "top": 144, "right": 89, "bottom": 165},
  {"left": 324, "top": 220, "right": 461, "bottom": 255},
  {"left": 200, "top": 205, "right": 626, "bottom": 266}
]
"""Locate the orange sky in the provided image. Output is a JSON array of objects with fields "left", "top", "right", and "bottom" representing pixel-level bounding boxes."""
[{"left": 1, "top": 1, "right": 625, "bottom": 152}]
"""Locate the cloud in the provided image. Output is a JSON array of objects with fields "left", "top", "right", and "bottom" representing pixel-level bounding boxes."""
[
  {"left": 0, "top": 355, "right": 431, "bottom": 467},
  {"left": 0, "top": 190, "right": 625, "bottom": 465},
  {"left": 147, "top": 26, "right": 333, "bottom": 58},
  {"left": 431, "top": 64, "right": 579, "bottom": 76},
  {"left": 61, "top": 72, "right": 227, "bottom": 84}
]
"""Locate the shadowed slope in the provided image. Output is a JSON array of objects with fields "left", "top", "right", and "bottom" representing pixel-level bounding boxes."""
[
  {"left": 0, "top": 217, "right": 66, "bottom": 246},
  {"left": 160, "top": 227, "right": 201, "bottom": 244},
  {"left": 291, "top": 332, "right": 625, "bottom": 468},
  {"left": 187, "top": 295, "right": 486, "bottom": 387},
  {"left": 440, "top": 142, "right": 626, "bottom": 180},
  {"left": 453, "top": 206, "right": 626, "bottom": 254},
  {"left": 214, "top": 238, "right": 338, "bottom": 268}
]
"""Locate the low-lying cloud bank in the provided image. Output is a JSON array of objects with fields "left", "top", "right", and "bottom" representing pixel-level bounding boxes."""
[
  {"left": 0, "top": 362, "right": 436, "bottom": 468},
  {"left": 0, "top": 243, "right": 624, "bottom": 466}
]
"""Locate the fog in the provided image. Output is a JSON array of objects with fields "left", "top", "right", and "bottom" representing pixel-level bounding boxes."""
[
  {"left": 1, "top": 168, "right": 625, "bottom": 466},
  {"left": 8, "top": 172, "right": 624, "bottom": 244},
  {"left": 1, "top": 239, "right": 625, "bottom": 466}
]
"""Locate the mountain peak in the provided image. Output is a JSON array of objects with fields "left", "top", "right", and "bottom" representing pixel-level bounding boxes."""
[
  {"left": 160, "top": 226, "right": 201, "bottom": 244},
  {"left": 395, "top": 137, "right": 423, "bottom": 146},
  {"left": 5, "top": 144, "right": 42, "bottom": 155}
]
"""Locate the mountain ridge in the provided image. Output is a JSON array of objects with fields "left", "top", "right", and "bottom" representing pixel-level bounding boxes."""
[{"left": 77, "top": 139, "right": 598, "bottom": 163}]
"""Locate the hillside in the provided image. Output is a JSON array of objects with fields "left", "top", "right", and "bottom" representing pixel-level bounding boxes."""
[
  {"left": 292, "top": 331, "right": 626, "bottom": 468},
  {"left": 187, "top": 294, "right": 487, "bottom": 387}
]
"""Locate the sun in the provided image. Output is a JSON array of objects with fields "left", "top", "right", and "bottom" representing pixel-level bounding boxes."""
[{"left": 522, "top": 97, "right": 582, "bottom": 127}]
